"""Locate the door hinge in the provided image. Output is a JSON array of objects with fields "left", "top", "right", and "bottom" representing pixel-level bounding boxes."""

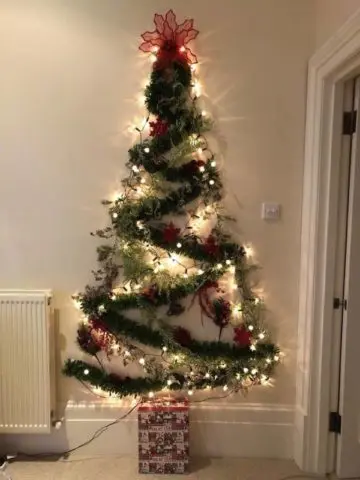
[
  {"left": 333, "top": 297, "right": 347, "bottom": 310},
  {"left": 343, "top": 110, "right": 357, "bottom": 135},
  {"left": 329, "top": 411, "right": 342, "bottom": 434}
]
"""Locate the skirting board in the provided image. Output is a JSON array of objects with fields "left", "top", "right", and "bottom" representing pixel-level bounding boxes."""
[{"left": 2, "top": 402, "right": 294, "bottom": 458}]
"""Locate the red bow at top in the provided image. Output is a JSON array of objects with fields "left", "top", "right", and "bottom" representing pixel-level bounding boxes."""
[{"left": 139, "top": 10, "right": 199, "bottom": 66}]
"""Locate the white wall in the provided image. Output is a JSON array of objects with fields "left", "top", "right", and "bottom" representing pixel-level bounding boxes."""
[
  {"left": 0, "top": 0, "right": 315, "bottom": 456},
  {"left": 315, "top": 0, "right": 360, "bottom": 48}
]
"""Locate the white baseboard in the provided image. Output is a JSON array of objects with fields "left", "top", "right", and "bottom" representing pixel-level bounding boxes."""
[{"left": 2, "top": 401, "right": 294, "bottom": 459}]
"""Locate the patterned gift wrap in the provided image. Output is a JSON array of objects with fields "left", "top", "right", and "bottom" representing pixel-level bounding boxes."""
[{"left": 138, "top": 398, "right": 189, "bottom": 474}]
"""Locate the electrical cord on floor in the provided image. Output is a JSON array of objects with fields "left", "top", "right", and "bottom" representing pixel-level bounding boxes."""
[
  {"left": 17, "top": 400, "right": 140, "bottom": 459},
  {"left": 16, "top": 390, "right": 235, "bottom": 460}
]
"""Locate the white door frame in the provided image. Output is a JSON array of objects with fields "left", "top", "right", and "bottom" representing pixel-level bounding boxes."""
[{"left": 295, "top": 9, "right": 360, "bottom": 475}]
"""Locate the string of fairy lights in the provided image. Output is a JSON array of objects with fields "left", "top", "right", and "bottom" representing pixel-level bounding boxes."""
[{"left": 69, "top": 36, "right": 282, "bottom": 401}]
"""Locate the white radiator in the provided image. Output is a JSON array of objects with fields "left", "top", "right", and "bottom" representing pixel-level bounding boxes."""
[{"left": 0, "top": 290, "right": 53, "bottom": 434}]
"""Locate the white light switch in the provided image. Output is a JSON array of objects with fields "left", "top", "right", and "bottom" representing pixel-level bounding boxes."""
[{"left": 261, "top": 203, "right": 281, "bottom": 221}]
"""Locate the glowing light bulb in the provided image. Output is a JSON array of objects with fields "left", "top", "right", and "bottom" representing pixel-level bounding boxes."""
[
  {"left": 190, "top": 64, "right": 197, "bottom": 72},
  {"left": 258, "top": 332, "right": 265, "bottom": 340},
  {"left": 220, "top": 362, "right": 227, "bottom": 369},
  {"left": 140, "top": 178, "right": 146, "bottom": 184},
  {"left": 223, "top": 385, "right": 228, "bottom": 392},
  {"left": 162, "top": 346, "right": 168, "bottom": 352},
  {"left": 209, "top": 180, "right": 215, "bottom": 186},
  {"left": 226, "top": 260, "right": 231, "bottom": 265},
  {"left": 193, "top": 81, "right": 202, "bottom": 96},
  {"left": 199, "top": 166, "right": 205, "bottom": 173},
  {"left": 152, "top": 46, "right": 159, "bottom": 53},
  {"left": 250, "top": 345, "right": 256, "bottom": 351},
  {"left": 232, "top": 284, "right": 238, "bottom": 291},
  {"left": 123, "top": 243, "right": 129, "bottom": 250},
  {"left": 236, "top": 373, "right": 241, "bottom": 380},
  {"left": 205, "top": 372, "right": 210, "bottom": 379},
  {"left": 136, "top": 221, "right": 144, "bottom": 230},
  {"left": 139, "top": 358, "right": 145, "bottom": 365},
  {"left": 188, "top": 390, "right": 194, "bottom": 396},
  {"left": 248, "top": 325, "right": 254, "bottom": 331},
  {"left": 149, "top": 391, "right": 154, "bottom": 398},
  {"left": 150, "top": 54, "right": 157, "bottom": 63},
  {"left": 197, "top": 269, "right": 204, "bottom": 275},
  {"left": 173, "top": 355, "right": 180, "bottom": 362},
  {"left": 274, "top": 355, "right": 280, "bottom": 362},
  {"left": 132, "top": 165, "right": 139, "bottom": 173},
  {"left": 266, "top": 358, "right": 272, "bottom": 364},
  {"left": 251, "top": 368, "right": 258, "bottom": 375},
  {"left": 229, "top": 266, "right": 236, "bottom": 273},
  {"left": 243, "top": 367, "right": 249, "bottom": 373},
  {"left": 112, "top": 212, "right": 118, "bottom": 219},
  {"left": 144, "top": 147, "right": 150, "bottom": 153},
  {"left": 201, "top": 110, "right": 207, "bottom": 116},
  {"left": 124, "top": 350, "right": 131, "bottom": 357},
  {"left": 211, "top": 160, "right": 217, "bottom": 167},
  {"left": 245, "top": 245, "right": 254, "bottom": 257},
  {"left": 111, "top": 294, "right": 117, "bottom": 301},
  {"left": 98, "top": 305, "right": 105, "bottom": 313},
  {"left": 216, "top": 263, "right": 223, "bottom": 270},
  {"left": 84, "top": 369, "right": 89, "bottom": 376},
  {"left": 183, "top": 273, "right": 188, "bottom": 279},
  {"left": 167, "top": 379, "right": 173, "bottom": 386},
  {"left": 179, "top": 46, "right": 186, "bottom": 53},
  {"left": 176, "top": 242, "right": 182, "bottom": 248}
]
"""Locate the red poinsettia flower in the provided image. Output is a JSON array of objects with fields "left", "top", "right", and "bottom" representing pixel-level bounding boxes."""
[
  {"left": 233, "top": 325, "right": 252, "bottom": 347},
  {"left": 139, "top": 9, "right": 199, "bottom": 65},
  {"left": 149, "top": 118, "right": 169, "bottom": 137},
  {"left": 162, "top": 221, "right": 181, "bottom": 243},
  {"left": 203, "top": 235, "right": 220, "bottom": 257}
]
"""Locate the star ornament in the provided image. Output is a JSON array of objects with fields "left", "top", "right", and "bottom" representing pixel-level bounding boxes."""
[{"left": 139, "top": 10, "right": 199, "bottom": 65}]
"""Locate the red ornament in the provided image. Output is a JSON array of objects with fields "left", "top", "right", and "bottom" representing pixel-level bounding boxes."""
[
  {"left": 203, "top": 235, "right": 220, "bottom": 257},
  {"left": 149, "top": 118, "right": 169, "bottom": 137},
  {"left": 139, "top": 10, "right": 199, "bottom": 67},
  {"left": 162, "top": 222, "right": 181, "bottom": 243},
  {"left": 233, "top": 325, "right": 252, "bottom": 347}
]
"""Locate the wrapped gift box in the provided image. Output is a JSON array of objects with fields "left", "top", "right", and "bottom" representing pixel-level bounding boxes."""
[{"left": 138, "top": 398, "right": 189, "bottom": 474}]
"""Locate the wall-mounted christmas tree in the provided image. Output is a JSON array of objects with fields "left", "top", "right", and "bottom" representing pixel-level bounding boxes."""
[{"left": 64, "top": 10, "right": 281, "bottom": 398}]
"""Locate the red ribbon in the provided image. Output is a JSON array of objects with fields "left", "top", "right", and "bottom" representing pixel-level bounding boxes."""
[{"left": 190, "top": 280, "right": 219, "bottom": 325}]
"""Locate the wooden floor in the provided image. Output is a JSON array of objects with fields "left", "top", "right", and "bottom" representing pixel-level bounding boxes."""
[{"left": 6, "top": 457, "right": 326, "bottom": 480}]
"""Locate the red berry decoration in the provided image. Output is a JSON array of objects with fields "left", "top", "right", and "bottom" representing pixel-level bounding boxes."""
[
  {"left": 162, "top": 221, "right": 181, "bottom": 243},
  {"left": 233, "top": 325, "right": 252, "bottom": 347}
]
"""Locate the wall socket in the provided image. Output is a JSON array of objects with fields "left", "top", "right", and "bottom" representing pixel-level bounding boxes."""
[{"left": 261, "top": 203, "right": 281, "bottom": 221}]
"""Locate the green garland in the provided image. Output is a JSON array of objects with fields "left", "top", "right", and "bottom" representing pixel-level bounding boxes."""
[{"left": 64, "top": 16, "right": 281, "bottom": 398}]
